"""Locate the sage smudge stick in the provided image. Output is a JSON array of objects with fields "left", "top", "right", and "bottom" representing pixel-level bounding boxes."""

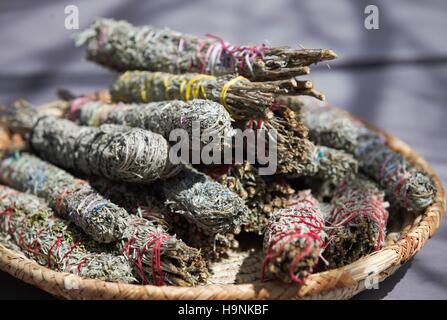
[
  {"left": 0, "top": 155, "right": 209, "bottom": 285},
  {"left": 301, "top": 103, "right": 361, "bottom": 152},
  {"left": 89, "top": 176, "right": 238, "bottom": 261},
  {"left": 109, "top": 71, "right": 326, "bottom": 175},
  {"left": 161, "top": 165, "right": 249, "bottom": 235},
  {"left": 58, "top": 89, "right": 313, "bottom": 174},
  {"left": 118, "top": 216, "right": 208, "bottom": 286},
  {"left": 110, "top": 70, "right": 324, "bottom": 120},
  {"left": 324, "top": 177, "right": 389, "bottom": 268},
  {"left": 0, "top": 152, "right": 129, "bottom": 243},
  {"left": 297, "top": 101, "right": 436, "bottom": 211},
  {"left": 279, "top": 142, "right": 357, "bottom": 181},
  {"left": 69, "top": 98, "right": 234, "bottom": 151},
  {"left": 314, "top": 146, "right": 358, "bottom": 183},
  {"left": 76, "top": 18, "right": 337, "bottom": 81},
  {"left": 88, "top": 176, "right": 171, "bottom": 228},
  {"left": 60, "top": 91, "right": 315, "bottom": 177},
  {"left": 2, "top": 102, "right": 179, "bottom": 183},
  {"left": 0, "top": 185, "right": 135, "bottom": 283},
  {"left": 355, "top": 132, "right": 436, "bottom": 212},
  {"left": 262, "top": 190, "right": 326, "bottom": 284}
]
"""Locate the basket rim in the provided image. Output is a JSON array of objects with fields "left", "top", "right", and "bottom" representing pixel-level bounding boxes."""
[{"left": 0, "top": 113, "right": 445, "bottom": 300}]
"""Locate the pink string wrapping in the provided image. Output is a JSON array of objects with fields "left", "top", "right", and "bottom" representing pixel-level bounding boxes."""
[
  {"left": 262, "top": 193, "right": 325, "bottom": 285},
  {"left": 122, "top": 232, "right": 172, "bottom": 286},
  {"left": 192, "top": 34, "right": 267, "bottom": 76},
  {"left": 328, "top": 184, "right": 388, "bottom": 252}
]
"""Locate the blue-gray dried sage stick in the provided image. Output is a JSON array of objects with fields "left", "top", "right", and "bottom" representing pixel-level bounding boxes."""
[
  {"left": 299, "top": 102, "right": 436, "bottom": 211},
  {"left": 0, "top": 152, "right": 129, "bottom": 243},
  {"left": 301, "top": 103, "right": 362, "bottom": 152},
  {"left": 69, "top": 98, "right": 234, "bottom": 151},
  {"left": 0, "top": 184, "right": 135, "bottom": 283},
  {"left": 289, "top": 142, "right": 358, "bottom": 182},
  {"left": 29, "top": 116, "right": 179, "bottom": 184},
  {"left": 355, "top": 132, "right": 436, "bottom": 211},
  {"left": 75, "top": 18, "right": 336, "bottom": 81},
  {"left": 89, "top": 176, "right": 238, "bottom": 261},
  {"left": 161, "top": 165, "right": 249, "bottom": 235}
]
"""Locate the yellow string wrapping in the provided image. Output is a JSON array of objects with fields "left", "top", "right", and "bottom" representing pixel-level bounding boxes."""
[
  {"left": 219, "top": 76, "right": 247, "bottom": 109},
  {"left": 139, "top": 76, "right": 148, "bottom": 102},
  {"left": 184, "top": 75, "right": 216, "bottom": 101},
  {"left": 179, "top": 79, "right": 188, "bottom": 100},
  {"left": 164, "top": 76, "right": 172, "bottom": 100}
]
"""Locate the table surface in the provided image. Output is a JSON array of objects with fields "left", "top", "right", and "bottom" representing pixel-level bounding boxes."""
[{"left": 0, "top": 0, "right": 446, "bottom": 300}]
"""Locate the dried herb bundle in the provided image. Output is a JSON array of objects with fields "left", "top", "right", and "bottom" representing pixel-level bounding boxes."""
[
  {"left": 2, "top": 101, "right": 180, "bottom": 183},
  {"left": 118, "top": 216, "right": 208, "bottom": 286},
  {"left": 297, "top": 102, "right": 436, "bottom": 211},
  {"left": 76, "top": 18, "right": 336, "bottom": 81},
  {"left": 88, "top": 176, "right": 170, "bottom": 227},
  {"left": 355, "top": 132, "right": 437, "bottom": 212},
  {"left": 301, "top": 103, "right": 361, "bottom": 152},
  {"left": 58, "top": 89, "right": 315, "bottom": 176},
  {"left": 324, "top": 178, "right": 389, "bottom": 268},
  {"left": 0, "top": 185, "right": 135, "bottom": 283},
  {"left": 109, "top": 70, "right": 329, "bottom": 176},
  {"left": 89, "top": 176, "right": 238, "bottom": 261},
  {"left": 110, "top": 70, "right": 324, "bottom": 120},
  {"left": 69, "top": 98, "right": 234, "bottom": 150},
  {"left": 0, "top": 152, "right": 129, "bottom": 243},
  {"left": 262, "top": 190, "right": 326, "bottom": 284},
  {"left": 277, "top": 142, "right": 357, "bottom": 181},
  {"left": 314, "top": 146, "right": 358, "bottom": 183},
  {"left": 161, "top": 165, "right": 249, "bottom": 235}
]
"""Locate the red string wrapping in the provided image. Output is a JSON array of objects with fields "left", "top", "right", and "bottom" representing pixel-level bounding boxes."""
[
  {"left": 324, "top": 178, "right": 389, "bottom": 267},
  {"left": 122, "top": 229, "right": 172, "bottom": 286},
  {"left": 262, "top": 190, "right": 326, "bottom": 284},
  {"left": 0, "top": 185, "right": 135, "bottom": 283}
]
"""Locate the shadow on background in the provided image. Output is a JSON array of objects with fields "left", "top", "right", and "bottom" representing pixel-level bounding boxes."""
[{"left": 0, "top": 272, "right": 55, "bottom": 300}]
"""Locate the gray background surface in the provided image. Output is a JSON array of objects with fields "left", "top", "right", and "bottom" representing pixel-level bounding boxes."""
[{"left": 0, "top": 0, "right": 445, "bottom": 299}]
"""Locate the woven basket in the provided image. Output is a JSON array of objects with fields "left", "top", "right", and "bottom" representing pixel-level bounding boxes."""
[{"left": 0, "top": 112, "right": 445, "bottom": 300}]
